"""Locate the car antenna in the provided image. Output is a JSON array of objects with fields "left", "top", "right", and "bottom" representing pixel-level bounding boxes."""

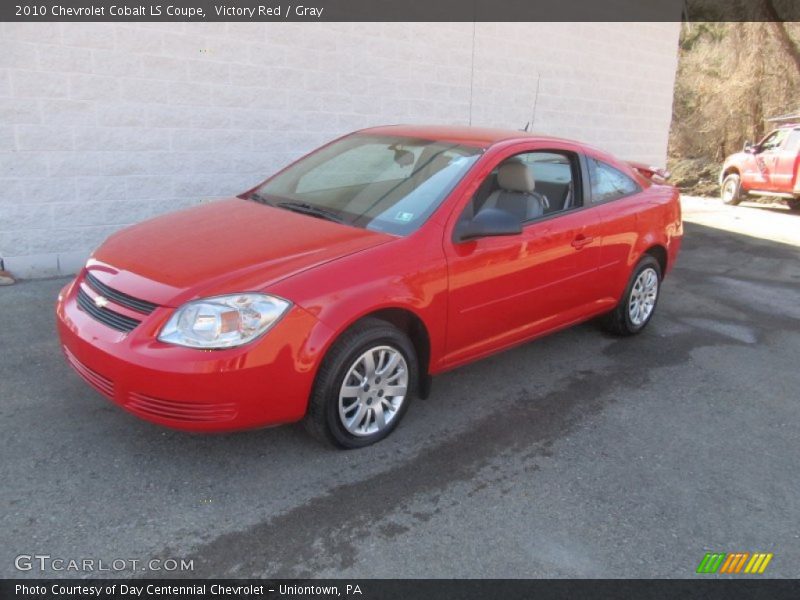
[{"left": 522, "top": 73, "right": 541, "bottom": 133}]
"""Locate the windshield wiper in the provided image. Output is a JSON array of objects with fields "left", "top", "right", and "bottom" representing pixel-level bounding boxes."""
[
  {"left": 275, "top": 201, "right": 344, "bottom": 224},
  {"left": 247, "top": 192, "right": 273, "bottom": 205}
]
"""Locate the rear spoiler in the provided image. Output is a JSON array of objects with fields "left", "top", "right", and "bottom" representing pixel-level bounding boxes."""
[{"left": 627, "top": 161, "right": 670, "bottom": 184}]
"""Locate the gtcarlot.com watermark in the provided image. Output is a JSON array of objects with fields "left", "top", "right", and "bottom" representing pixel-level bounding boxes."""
[{"left": 15, "top": 554, "right": 194, "bottom": 573}]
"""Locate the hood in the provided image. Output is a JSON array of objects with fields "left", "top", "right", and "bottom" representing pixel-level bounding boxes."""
[
  {"left": 724, "top": 152, "right": 750, "bottom": 165},
  {"left": 92, "top": 198, "right": 394, "bottom": 305}
]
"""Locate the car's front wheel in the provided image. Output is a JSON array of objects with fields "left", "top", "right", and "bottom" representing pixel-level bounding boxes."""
[
  {"left": 305, "top": 318, "right": 417, "bottom": 448},
  {"left": 721, "top": 173, "right": 743, "bottom": 205},
  {"left": 602, "top": 255, "right": 662, "bottom": 336}
]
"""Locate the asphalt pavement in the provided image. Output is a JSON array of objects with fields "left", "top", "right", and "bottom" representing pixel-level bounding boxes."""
[{"left": 1, "top": 197, "right": 799, "bottom": 578}]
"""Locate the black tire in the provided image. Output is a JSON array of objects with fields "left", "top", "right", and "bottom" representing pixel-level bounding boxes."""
[
  {"left": 305, "top": 318, "right": 418, "bottom": 449},
  {"left": 721, "top": 173, "right": 743, "bottom": 205},
  {"left": 788, "top": 198, "right": 800, "bottom": 211},
  {"left": 601, "top": 255, "right": 662, "bottom": 336}
]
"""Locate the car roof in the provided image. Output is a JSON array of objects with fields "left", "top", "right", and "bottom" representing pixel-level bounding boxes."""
[{"left": 358, "top": 124, "right": 574, "bottom": 149}]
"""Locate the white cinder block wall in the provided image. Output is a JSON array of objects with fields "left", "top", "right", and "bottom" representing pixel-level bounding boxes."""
[{"left": 0, "top": 22, "right": 679, "bottom": 278}]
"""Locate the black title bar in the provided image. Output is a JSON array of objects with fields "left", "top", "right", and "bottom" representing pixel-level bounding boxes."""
[
  {"left": 2, "top": 0, "right": 799, "bottom": 22},
  {"left": 4, "top": 579, "right": 800, "bottom": 600}
]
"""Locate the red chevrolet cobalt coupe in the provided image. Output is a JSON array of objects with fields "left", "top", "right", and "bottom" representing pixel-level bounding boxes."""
[{"left": 56, "top": 125, "right": 682, "bottom": 448}]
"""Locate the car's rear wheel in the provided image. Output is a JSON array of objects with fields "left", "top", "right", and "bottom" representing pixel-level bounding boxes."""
[
  {"left": 602, "top": 255, "right": 662, "bottom": 336},
  {"left": 305, "top": 318, "right": 417, "bottom": 448},
  {"left": 721, "top": 173, "right": 743, "bottom": 205},
  {"left": 788, "top": 198, "right": 800, "bottom": 211}
]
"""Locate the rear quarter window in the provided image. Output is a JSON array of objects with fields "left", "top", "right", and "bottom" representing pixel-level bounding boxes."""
[{"left": 588, "top": 158, "right": 641, "bottom": 203}]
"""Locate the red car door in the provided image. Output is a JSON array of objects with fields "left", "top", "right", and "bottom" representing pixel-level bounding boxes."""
[
  {"left": 771, "top": 129, "right": 800, "bottom": 194},
  {"left": 749, "top": 129, "right": 789, "bottom": 191},
  {"left": 442, "top": 146, "right": 601, "bottom": 368}
]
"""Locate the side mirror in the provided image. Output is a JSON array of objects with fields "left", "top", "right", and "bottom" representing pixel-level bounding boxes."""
[
  {"left": 455, "top": 208, "right": 522, "bottom": 242},
  {"left": 743, "top": 141, "right": 754, "bottom": 153}
]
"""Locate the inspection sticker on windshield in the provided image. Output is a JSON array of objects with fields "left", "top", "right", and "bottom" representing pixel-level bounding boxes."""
[{"left": 395, "top": 211, "right": 414, "bottom": 222}]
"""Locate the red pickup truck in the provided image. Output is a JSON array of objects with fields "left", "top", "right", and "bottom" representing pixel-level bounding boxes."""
[{"left": 720, "top": 124, "right": 800, "bottom": 210}]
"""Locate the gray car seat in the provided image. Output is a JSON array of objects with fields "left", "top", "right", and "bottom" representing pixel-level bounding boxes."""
[{"left": 481, "top": 160, "right": 549, "bottom": 221}]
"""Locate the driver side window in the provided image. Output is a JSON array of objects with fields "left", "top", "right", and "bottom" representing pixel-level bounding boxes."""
[
  {"left": 759, "top": 130, "right": 788, "bottom": 153},
  {"left": 462, "top": 150, "right": 580, "bottom": 225}
]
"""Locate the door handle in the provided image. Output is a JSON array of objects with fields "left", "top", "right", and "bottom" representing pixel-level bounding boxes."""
[{"left": 571, "top": 234, "right": 594, "bottom": 249}]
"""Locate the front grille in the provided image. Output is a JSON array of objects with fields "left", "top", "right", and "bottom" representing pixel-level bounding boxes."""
[
  {"left": 63, "top": 347, "right": 115, "bottom": 399},
  {"left": 77, "top": 287, "right": 141, "bottom": 333},
  {"left": 85, "top": 272, "right": 158, "bottom": 315},
  {"left": 127, "top": 392, "right": 238, "bottom": 423}
]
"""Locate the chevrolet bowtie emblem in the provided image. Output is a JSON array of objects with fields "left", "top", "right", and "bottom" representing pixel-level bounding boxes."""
[{"left": 94, "top": 295, "right": 109, "bottom": 309}]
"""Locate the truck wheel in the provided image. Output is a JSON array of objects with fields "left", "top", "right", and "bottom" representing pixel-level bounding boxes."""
[
  {"left": 788, "top": 198, "right": 800, "bottom": 212},
  {"left": 721, "top": 174, "right": 743, "bottom": 205},
  {"left": 305, "top": 318, "right": 417, "bottom": 449}
]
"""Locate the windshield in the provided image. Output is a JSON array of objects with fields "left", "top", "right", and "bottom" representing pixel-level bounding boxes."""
[{"left": 249, "top": 134, "right": 483, "bottom": 235}]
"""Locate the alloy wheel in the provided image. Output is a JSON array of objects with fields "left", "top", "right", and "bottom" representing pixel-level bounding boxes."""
[
  {"left": 338, "top": 345, "right": 408, "bottom": 436},
  {"left": 628, "top": 267, "right": 659, "bottom": 326}
]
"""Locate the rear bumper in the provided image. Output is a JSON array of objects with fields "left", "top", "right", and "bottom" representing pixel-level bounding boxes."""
[{"left": 55, "top": 277, "right": 331, "bottom": 432}]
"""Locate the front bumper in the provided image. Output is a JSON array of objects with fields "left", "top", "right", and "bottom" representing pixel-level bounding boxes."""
[{"left": 55, "top": 276, "right": 331, "bottom": 432}]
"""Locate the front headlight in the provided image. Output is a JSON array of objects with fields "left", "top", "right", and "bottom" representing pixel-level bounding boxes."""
[{"left": 158, "top": 293, "right": 291, "bottom": 349}]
